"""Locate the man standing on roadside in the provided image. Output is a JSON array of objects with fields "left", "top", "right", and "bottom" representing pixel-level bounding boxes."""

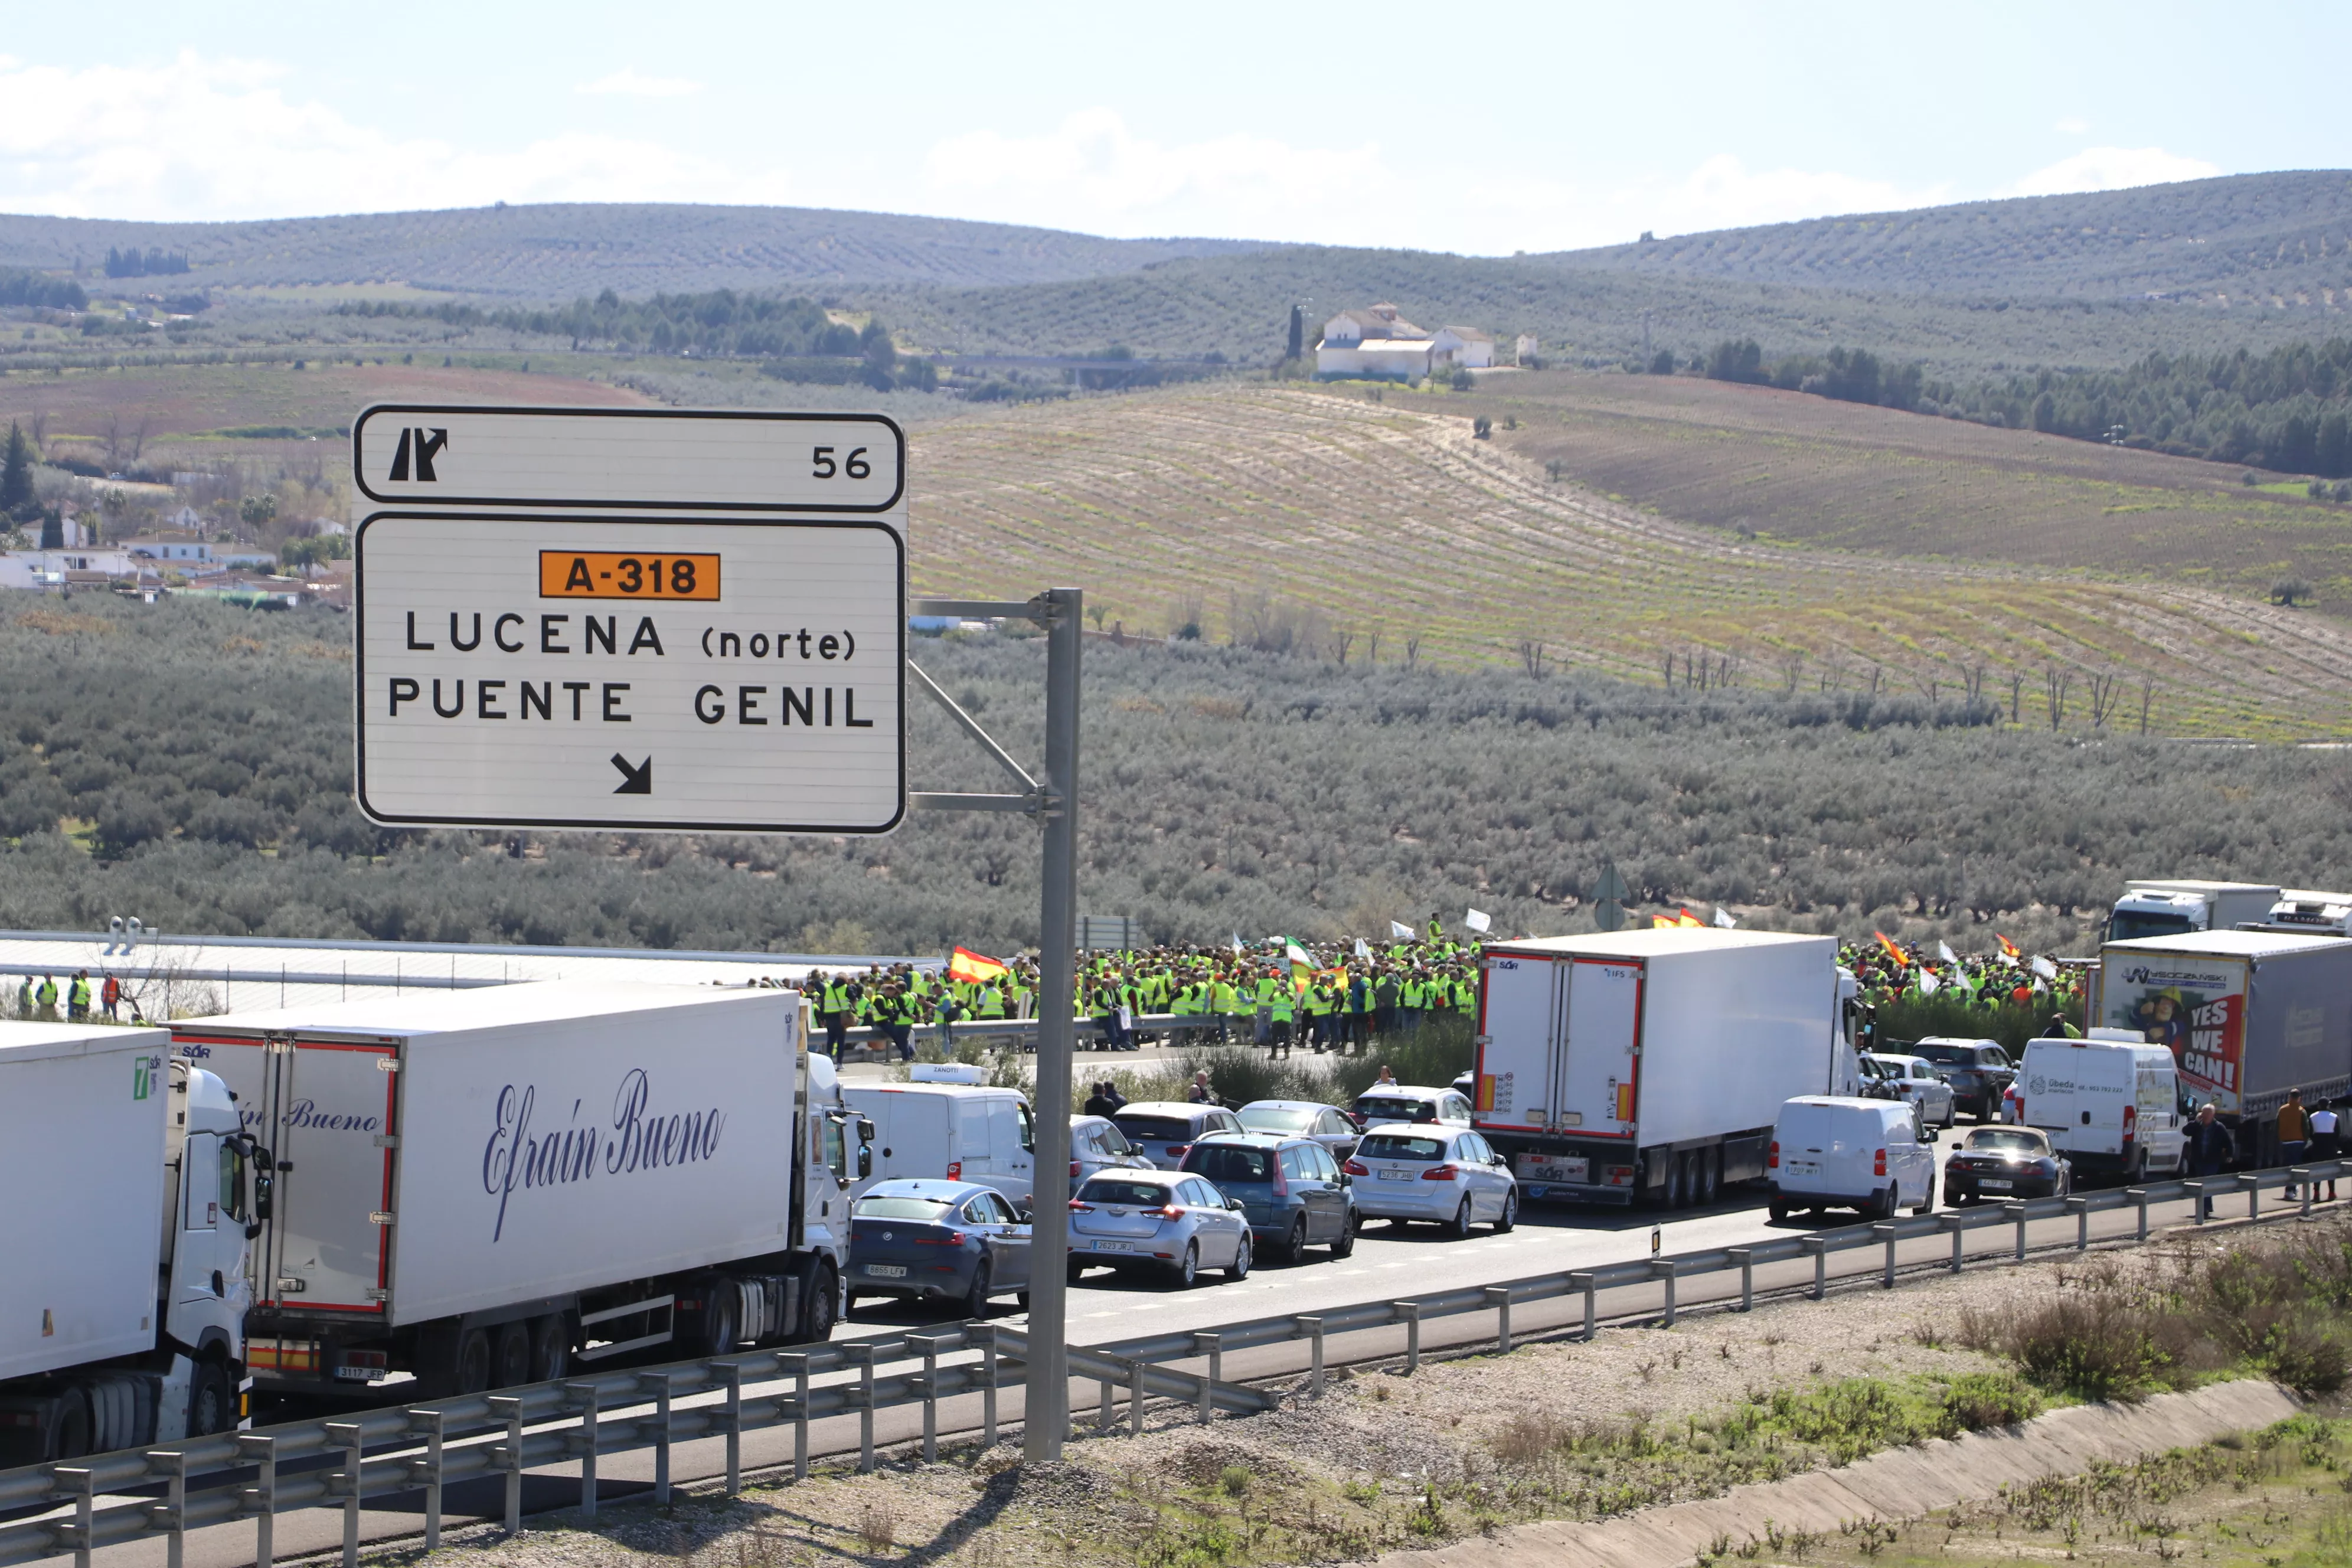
[
  {"left": 2184, "top": 1103, "right": 2233, "bottom": 1178},
  {"left": 2309, "top": 1098, "right": 2340, "bottom": 1201},
  {"left": 2278, "top": 1090, "right": 2309, "bottom": 1197}
]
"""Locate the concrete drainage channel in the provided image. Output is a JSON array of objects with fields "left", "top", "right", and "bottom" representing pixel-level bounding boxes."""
[{"left": 0, "top": 1160, "right": 2337, "bottom": 1568}]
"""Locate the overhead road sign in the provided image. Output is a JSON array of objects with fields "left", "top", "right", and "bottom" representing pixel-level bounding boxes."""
[
  {"left": 352, "top": 404, "right": 904, "bottom": 512},
  {"left": 351, "top": 404, "right": 906, "bottom": 834}
]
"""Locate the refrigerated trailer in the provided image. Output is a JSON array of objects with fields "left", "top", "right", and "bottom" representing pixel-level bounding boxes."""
[
  {"left": 1471, "top": 930, "right": 1861, "bottom": 1206},
  {"left": 2087, "top": 929, "right": 2352, "bottom": 1168},
  {"left": 0, "top": 1024, "right": 260, "bottom": 1464},
  {"left": 172, "top": 982, "right": 866, "bottom": 1401}
]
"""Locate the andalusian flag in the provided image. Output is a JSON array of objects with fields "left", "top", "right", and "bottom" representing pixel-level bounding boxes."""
[
  {"left": 948, "top": 947, "right": 1009, "bottom": 985},
  {"left": 1874, "top": 931, "right": 1909, "bottom": 969},
  {"left": 1282, "top": 937, "right": 1314, "bottom": 992}
]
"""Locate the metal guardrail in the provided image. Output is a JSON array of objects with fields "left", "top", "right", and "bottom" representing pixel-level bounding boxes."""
[{"left": 2, "top": 1158, "right": 2337, "bottom": 1568}]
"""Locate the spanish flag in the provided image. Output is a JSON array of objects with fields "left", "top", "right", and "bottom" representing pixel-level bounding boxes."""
[
  {"left": 1675, "top": 908, "right": 1704, "bottom": 928},
  {"left": 1995, "top": 933, "right": 2022, "bottom": 963},
  {"left": 949, "top": 947, "right": 1009, "bottom": 985},
  {"left": 1874, "top": 931, "right": 1909, "bottom": 969},
  {"left": 1650, "top": 913, "right": 1678, "bottom": 929}
]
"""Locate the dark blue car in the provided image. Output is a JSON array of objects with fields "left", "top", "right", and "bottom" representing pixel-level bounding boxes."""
[
  {"left": 1178, "top": 1133, "right": 1357, "bottom": 1262},
  {"left": 846, "top": 1179, "right": 1031, "bottom": 1318}
]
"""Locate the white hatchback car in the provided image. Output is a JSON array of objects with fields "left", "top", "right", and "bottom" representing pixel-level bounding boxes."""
[
  {"left": 1066, "top": 1169, "right": 1253, "bottom": 1286},
  {"left": 1345, "top": 1126, "right": 1518, "bottom": 1236},
  {"left": 1350, "top": 1084, "right": 1474, "bottom": 1129},
  {"left": 1863, "top": 1053, "right": 1956, "bottom": 1129}
]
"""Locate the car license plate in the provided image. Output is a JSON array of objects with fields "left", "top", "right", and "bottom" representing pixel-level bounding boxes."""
[
  {"left": 866, "top": 1264, "right": 907, "bottom": 1278},
  {"left": 1380, "top": 1170, "right": 1413, "bottom": 1181},
  {"left": 1981, "top": 1178, "right": 2013, "bottom": 1191},
  {"left": 1517, "top": 1154, "right": 1588, "bottom": 1183},
  {"left": 1092, "top": 1240, "right": 1132, "bottom": 1253},
  {"left": 1788, "top": 1160, "right": 1820, "bottom": 1177}
]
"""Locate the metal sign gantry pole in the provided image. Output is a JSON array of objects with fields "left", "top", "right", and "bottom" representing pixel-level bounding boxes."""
[{"left": 907, "top": 589, "right": 1079, "bottom": 1461}]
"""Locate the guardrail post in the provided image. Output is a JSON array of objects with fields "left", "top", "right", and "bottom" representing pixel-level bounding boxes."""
[
  {"left": 404, "top": 1408, "right": 445, "bottom": 1546},
  {"left": 1871, "top": 1222, "right": 1897, "bottom": 1288},
  {"left": 1128, "top": 1357, "right": 1148, "bottom": 1435},
  {"left": 777, "top": 1354, "right": 809, "bottom": 1480},
  {"left": 2064, "top": 1196, "right": 2090, "bottom": 1252},
  {"left": 1192, "top": 1332, "right": 1221, "bottom": 1424},
  {"left": 54, "top": 1465, "right": 93, "bottom": 1568},
  {"left": 1800, "top": 1236, "right": 1827, "bottom": 1299},
  {"left": 1570, "top": 1273, "right": 1597, "bottom": 1340},
  {"left": 1098, "top": 1368, "right": 1116, "bottom": 1430},
  {"left": 2126, "top": 1187, "right": 2150, "bottom": 1243},
  {"left": 1727, "top": 1247, "right": 1755, "bottom": 1311},
  {"left": 969, "top": 1327, "right": 999, "bottom": 1446},
  {"left": 146, "top": 1448, "right": 190, "bottom": 1568},
  {"left": 844, "top": 1344, "right": 875, "bottom": 1472},
  {"left": 2186, "top": 1178, "right": 2209, "bottom": 1223},
  {"left": 563, "top": 1384, "right": 598, "bottom": 1518},
  {"left": 638, "top": 1372, "right": 674, "bottom": 1507},
  {"left": 1484, "top": 1282, "right": 1516, "bottom": 1350},
  {"left": 2292, "top": 1169, "right": 2313, "bottom": 1219},
  {"left": 324, "top": 1422, "right": 362, "bottom": 1568},
  {"left": 1936, "top": 1213, "right": 1965, "bottom": 1272},
  {"left": 1300, "top": 1315, "right": 1327, "bottom": 1396},
  {"left": 488, "top": 1396, "right": 524, "bottom": 1534},
  {"left": 1645, "top": 1262, "right": 1676, "bottom": 1325},
  {"left": 2004, "top": 1201, "right": 2029, "bottom": 1260},
  {"left": 720, "top": 1360, "right": 743, "bottom": 1495},
  {"left": 914, "top": 1337, "right": 942, "bottom": 1462},
  {"left": 237, "top": 1436, "right": 277, "bottom": 1568}
]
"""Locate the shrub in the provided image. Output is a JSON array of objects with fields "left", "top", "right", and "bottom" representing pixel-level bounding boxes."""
[{"left": 1937, "top": 1371, "right": 2041, "bottom": 1432}]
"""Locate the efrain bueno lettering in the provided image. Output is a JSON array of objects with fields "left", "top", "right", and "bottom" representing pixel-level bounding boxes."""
[{"left": 479, "top": 1069, "right": 726, "bottom": 1243}]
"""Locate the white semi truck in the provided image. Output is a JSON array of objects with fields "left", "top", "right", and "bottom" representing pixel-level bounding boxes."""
[
  {"left": 1471, "top": 930, "right": 1862, "bottom": 1206},
  {"left": 2104, "top": 880, "right": 2282, "bottom": 945},
  {"left": 172, "top": 982, "right": 867, "bottom": 1402},
  {"left": 0, "top": 1023, "right": 262, "bottom": 1464}
]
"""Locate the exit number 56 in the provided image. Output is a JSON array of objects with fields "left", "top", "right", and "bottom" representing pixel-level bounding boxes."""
[{"left": 811, "top": 446, "right": 871, "bottom": 480}]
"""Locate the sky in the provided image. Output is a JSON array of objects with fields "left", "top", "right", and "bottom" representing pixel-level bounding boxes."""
[{"left": 1, "top": 0, "right": 2345, "bottom": 255}]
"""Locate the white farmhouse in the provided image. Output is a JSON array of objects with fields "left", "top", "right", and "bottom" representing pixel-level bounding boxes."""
[
  {"left": 1515, "top": 333, "right": 1541, "bottom": 365},
  {"left": 1316, "top": 303, "right": 1497, "bottom": 378},
  {"left": 1432, "top": 326, "right": 1494, "bottom": 368}
]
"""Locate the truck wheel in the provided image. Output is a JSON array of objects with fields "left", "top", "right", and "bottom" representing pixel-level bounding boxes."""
[
  {"left": 530, "top": 1314, "right": 571, "bottom": 1382},
  {"left": 494, "top": 1322, "right": 532, "bottom": 1388},
  {"left": 455, "top": 1328, "right": 492, "bottom": 1395},
  {"left": 798, "top": 1266, "right": 838, "bottom": 1343},
  {"left": 695, "top": 1288, "right": 741, "bottom": 1358},
  {"left": 189, "top": 1360, "right": 234, "bottom": 1438},
  {"left": 50, "top": 1387, "right": 93, "bottom": 1461},
  {"left": 1699, "top": 1148, "right": 1721, "bottom": 1206}
]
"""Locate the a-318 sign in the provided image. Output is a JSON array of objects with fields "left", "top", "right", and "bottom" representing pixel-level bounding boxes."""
[{"left": 352, "top": 406, "right": 907, "bottom": 835}]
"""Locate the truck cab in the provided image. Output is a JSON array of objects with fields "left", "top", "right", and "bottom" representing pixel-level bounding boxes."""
[
  {"left": 2253, "top": 889, "right": 2352, "bottom": 938},
  {"left": 2105, "top": 880, "right": 2281, "bottom": 944}
]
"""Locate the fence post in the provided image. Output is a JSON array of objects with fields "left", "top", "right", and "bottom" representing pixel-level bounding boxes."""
[
  {"left": 1935, "top": 1213, "right": 1964, "bottom": 1272},
  {"left": 1394, "top": 1303, "right": 1421, "bottom": 1371},
  {"left": 324, "top": 1422, "right": 362, "bottom": 1568},
  {"left": 1727, "top": 1247, "right": 1754, "bottom": 1311},
  {"left": 2004, "top": 1201, "right": 2029, "bottom": 1261},
  {"left": 1800, "top": 1236, "right": 1827, "bottom": 1299},
  {"left": 777, "top": 1354, "right": 809, "bottom": 1481},
  {"left": 1485, "top": 1283, "right": 1515, "bottom": 1351},
  {"left": 488, "top": 1396, "right": 524, "bottom": 1535},
  {"left": 1570, "top": 1272, "right": 1598, "bottom": 1339},
  {"left": 720, "top": 1361, "right": 744, "bottom": 1496},
  {"left": 914, "top": 1337, "right": 942, "bottom": 1462},
  {"left": 1871, "top": 1222, "right": 1897, "bottom": 1289},
  {"left": 2242, "top": 1172, "right": 2261, "bottom": 1222},
  {"left": 2292, "top": 1170, "right": 2313, "bottom": 1219},
  {"left": 563, "top": 1384, "right": 598, "bottom": 1519},
  {"left": 2126, "top": 1187, "right": 2150, "bottom": 1243},
  {"left": 1129, "top": 1356, "right": 1148, "bottom": 1436},
  {"left": 1193, "top": 1332, "right": 1221, "bottom": 1425},
  {"left": 237, "top": 1435, "right": 277, "bottom": 1568},
  {"left": 1099, "top": 1369, "right": 1116, "bottom": 1430},
  {"left": 2065, "top": 1196, "right": 2090, "bottom": 1252},
  {"left": 845, "top": 1344, "right": 876, "bottom": 1472},
  {"left": 148, "top": 1448, "right": 190, "bottom": 1568},
  {"left": 2186, "top": 1178, "right": 2208, "bottom": 1224},
  {"left": 1645, "top": 1262, "right": 1676, "bottom": 1326},
  {"left": 638, "top": 1372, "right": 674, "bottom": 1507},
  {"left": 1301, "top": 1315, "right": 1327, "bottom": 1397},
  {"left": 54, "top": 1466, "right": 92, "bottom": 1568},
  {"left": 970, "top": 1327, "right": 999, "bottom": 1447}
]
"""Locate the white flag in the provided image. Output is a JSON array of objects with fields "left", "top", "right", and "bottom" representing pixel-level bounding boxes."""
[
  {"left": 1229, "top": 933, "right": 1245, "bottom": 955},
  {"left": 1354, "top": 937, "right": 1373, "bottom": 959},
  {"left": 1937, "top": 940, "right": 1959, "bottom": 965},
  {"left": 1919, "top": 969, "right": 1942, "bottom": 995},
  {"left": 1465, "top": 908, "right": 1492, "bottom": 933},
  {"left": 1713, "top": 906, "right": 1737, "bottom": 929},
  {"left": 1390, "top": 920, "right": 1415, "bottom": 940},
  {"left": 2030, "top": 955, "right": 2058, "bottom": 981}
]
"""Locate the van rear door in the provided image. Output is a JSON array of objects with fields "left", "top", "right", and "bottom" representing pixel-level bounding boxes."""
[
  {"left": 1556, "top": 961, "right": 1642, "bottom": 1138},
  {"left": 1474, "top": 952, "right": 1559, "bottom": 1132},
  {"left": 848, "top": 1089, "right": 952, "bottom": 1185}
]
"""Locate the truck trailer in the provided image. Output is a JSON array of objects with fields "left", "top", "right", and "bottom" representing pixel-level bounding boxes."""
[
  {"left": 0, "top": 1024, "right": 262, "bottom": 1464},
  {"left": 2088, "top": 930, "right": 2352, "bottom": 1168},
  {"left": 1471, "top": 930, "right": 1861, "bottom": 1206},
  {"left": 172, "top": 982, "right": 866, "bottom": 1402}
]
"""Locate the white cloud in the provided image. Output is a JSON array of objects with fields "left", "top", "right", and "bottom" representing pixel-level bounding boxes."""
[
  {"left": 2004, "top": 145, "right": 2220, "bottom": 198},
  {"left": 2054, "top": 117, "right": 2090, "bottom": 135},
  {"left": 576, "top": 69, "right": 702, "bottom": 99},
  {"left": 0, "top": 52, "right": 788, "bottom": 221}
]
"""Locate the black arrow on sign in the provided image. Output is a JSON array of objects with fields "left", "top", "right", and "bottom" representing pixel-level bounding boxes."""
[{"left": 610, "top": 754, "right": 652, "bottom": 795}]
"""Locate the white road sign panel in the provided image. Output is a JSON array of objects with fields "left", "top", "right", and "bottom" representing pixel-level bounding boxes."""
[
  {"left": 352, "top": 404, "right": 903, "bottom": 513},
  {"left": 355, "top": 512, "right": 905, "bottom": 832}
]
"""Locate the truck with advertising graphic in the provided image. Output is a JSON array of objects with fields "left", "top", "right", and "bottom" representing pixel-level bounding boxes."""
[
  {"left": 1471, "top": 930, "right": 1862, "bottom": 1206},
  {"left": 171, "top": 982, "right": 867, "bottom": 1401},
  {"left": 1, "top": 1024, "right": 264, "bottom": 1463},
  {"left": 2088, "top": 930, "right": 2352, "bottom": 1168}
]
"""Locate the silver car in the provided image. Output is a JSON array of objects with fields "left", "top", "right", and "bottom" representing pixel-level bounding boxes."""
[
  {"left": 1066, "top": 1169, "right": 1253, "bottom": 1286},
  {"left": 1864, "top": 1053, "right": 1957, "bottom": 1129},
  {"left": 1236, "top": 1099, "right": 1362, "bottom": 1161},
  {"left": 1350, "top": 1084, "right": 1473, "bottom": 1129},
  {"left": 1345, "top": 1125, "right": 1518, "bottom": 1236},
  {"left": 1110, "top": 1101, "right": 1247, "bottom": 1168},
  {"left": 1070, "top": 1114, "right": 1154, "bottom": 1184}
]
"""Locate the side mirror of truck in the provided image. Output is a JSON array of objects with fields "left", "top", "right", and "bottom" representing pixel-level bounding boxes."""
[{"left": 857, "top": 1144, "right": 873, "bottom": 1178}]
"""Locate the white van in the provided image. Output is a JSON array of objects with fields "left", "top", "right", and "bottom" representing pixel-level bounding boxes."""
[
  {"left": 1768, "top": 1096, "right": 1936, "bottom": 1220},
  {"left": 841, "top": 1083, "right": 1038, "bottom": 1209},
  {"left": 2016, "top": 1035, "right": 2186, "bottom": 1182}
]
